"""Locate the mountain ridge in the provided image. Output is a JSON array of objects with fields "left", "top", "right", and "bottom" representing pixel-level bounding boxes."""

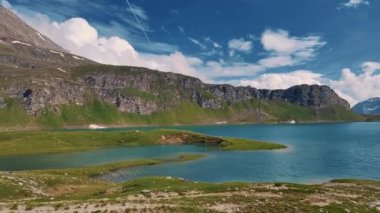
[
  {"left": 352, "top": 97, "right": 380, "bottom": 115},
  {"left": 0, "top": 6, "right": 360, "bottom": 128}
]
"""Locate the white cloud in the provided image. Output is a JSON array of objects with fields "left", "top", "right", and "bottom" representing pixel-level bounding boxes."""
[
  {"left": 0, "top": 0, "right": 11, "bottom": 9},
  {"left": 204, "top": 61, "right": 263, "bottom": 78},
  {"left": 21, "top": 11, "right": 260, "bottom": 80},
  {"left": 19, "top": 13, "right": 208, "bottom": 81},
  {"left": 238, "top": 62, "right": 380, "bottom": 106},
  {"left": 178, "top": 25, "right": 185, "bottom": 33},
  {"left": 261, "top": 29, "right": 325, "bottom": 62},
  {"left": 228, "top": 38, "right": 253, "bottom": 54},
  {"left": 340, "top": 0, "right": 370, "bottom": 8},
  {"left": 258, "top": 56, "right": 295, "bottom": 68},
  {"left": 188, "top": 37, "right": 207, "bottom": 50},
  {"left": 330, "top": 62, "right": 380, "bottom": 105},
  {"left": 240, "top": 70, "right": 323, "bottom": 90},
  {"left": 362, "top": 61, "right": 380, "bottom": 75},
  {"left": 29, "top": 15, "right": 326, "bottom": 82},
  {"left": 213, "top": 42, "right": 222, "bottom": 49},
  {"left": 127, "top": 3, "right": 148, "bottom": 20},
  {"left": 187, "top": 37, "right": 223, "bottom": 57}
]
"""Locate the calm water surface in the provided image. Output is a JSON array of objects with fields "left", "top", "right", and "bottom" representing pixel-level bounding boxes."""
[{"left": 0, "top": 122, "right": 379, "bottom": 183}]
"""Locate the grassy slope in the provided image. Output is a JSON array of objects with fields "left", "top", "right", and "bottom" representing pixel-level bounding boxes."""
[
  {"left": 0, "top": 98, "right": 363, "bottom": 129},
  {"left": 0, "top": 129, "right": 286, "bottom": 156},
  {"left": 0, "top": 183, "right": 29, "bottom": 200},
  {"left": 0, "top": 161, "right": 378, "bottom": 212}
]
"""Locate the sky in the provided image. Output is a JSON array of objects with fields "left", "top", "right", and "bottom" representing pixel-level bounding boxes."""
[{"left": 1, "top": 0, "right": 380, "bottom": 106}]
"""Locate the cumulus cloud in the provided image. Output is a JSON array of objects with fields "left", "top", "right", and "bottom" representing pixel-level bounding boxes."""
[
  {"left": 240, "top": 63, "right": 380, "bottom": 107},
  {"left": 261, "top": 29, "right": 325, "bottom": 64},
  {"left": 238, "top": 61, "right": 380, "bottom": 106},
  {"left": 340, "top": 0, "right": 370, "bottom": 8},
  {"left": 228, "top": 38, "right": 253, "bottom": 53},
  {"left": 330, "top": 62, "right": 380, "bottom": 105},
  {"left": 228, "top": 38, "right": 253, "bottom": 57},
  {"left": 0, "top": 0, "right": 11, "bottom": 9},
  {"left": 18, "top": 13, "right": 208, "bottom": 81},
  {"left": 239, "top": 70, "right": 323, "bottom": 90}
]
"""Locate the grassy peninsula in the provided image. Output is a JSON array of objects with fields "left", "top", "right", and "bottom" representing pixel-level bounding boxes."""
[{"left": 0, "top": 129, "right": 286, "bottom": 156}]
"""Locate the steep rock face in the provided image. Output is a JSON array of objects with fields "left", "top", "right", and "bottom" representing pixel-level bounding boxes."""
[
  {"left": 352, "top": 98, "right": 380, "bottom": 115},
  {"left": 259, "top": 85, "right": 350, "bottom": 109},
  {"left": 1, "top": 65, "right": 349, "bottom": 116}
]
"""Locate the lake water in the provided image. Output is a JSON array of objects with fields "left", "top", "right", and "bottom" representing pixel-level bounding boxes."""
[{"left": 0, "top": 122, "right": 379, "bottom": 183}]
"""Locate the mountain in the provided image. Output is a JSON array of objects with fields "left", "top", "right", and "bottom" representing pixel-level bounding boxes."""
[
  {"left": 0, "top": 6, "right": 93, "bottom": 70},
  {"left": 352, "top": 98, "right": 380, "bottom": 115},
  {"left": 0, "top": 6, "right": 360, "bottom": 129}
]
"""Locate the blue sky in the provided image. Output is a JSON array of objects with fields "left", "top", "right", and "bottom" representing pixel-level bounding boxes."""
[{"left": 2, "top": 0, "right": 380, "bottom": 104}]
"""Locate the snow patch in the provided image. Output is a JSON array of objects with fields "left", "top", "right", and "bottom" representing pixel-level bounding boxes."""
[
  {"left": 50, "top": 50, "right": 65, "bottom": 57},
  {"left": 36, "top": 32, "right": 46, "bottom": 41},
  {"left": 368, "top": 106, "right": 380, "bottom": 112},
  {"left": 57, "top": 68, "right": 67, "bottom": 73},
  {"left": 89, "top": 124, "right": 106, "bottom": 130},
  {"left": 72, "top": 55, "right": 84, "bottom": 60},
  {"left": 12, "top": 41, "right": 32, "bottom": 46},
  {"left": 216, "top": 121, "right": 228, "bottom": 125}
]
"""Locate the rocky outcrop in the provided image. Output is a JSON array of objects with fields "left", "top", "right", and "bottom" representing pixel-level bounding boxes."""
[
  {"left": 0, "top": 65, "right": 350, "bottom": 116},
  {"left": 259, "top": 85, "right": 350, "bottom": 109}
]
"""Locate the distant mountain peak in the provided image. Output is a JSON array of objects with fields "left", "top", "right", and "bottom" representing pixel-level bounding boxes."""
[
  {"left": 367, "top": 97, "right": 380, "bottom": 102},
  {"left": 352, "top": 98, "right": 380, "bottom": 115}
]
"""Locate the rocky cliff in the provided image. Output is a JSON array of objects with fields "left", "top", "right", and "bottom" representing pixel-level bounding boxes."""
[{"left": 0, "top": 64, "right": 350, "bottom": 116}]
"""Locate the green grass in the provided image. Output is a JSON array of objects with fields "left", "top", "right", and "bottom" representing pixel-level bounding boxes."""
[
  {"left": 0, "top": 183, "right": 29, "bottom": 200},
  {"left": 0, "top": 129, "right": 285, "bottom": 156},
  {"left": 0, "top": 96, "right": 362, "bottom": 129},
  {"left": 121, "top": 176, "right": 247, "bottom": 194},
  {"left": 0, "top": 98, "right": 31, "bottom": 128},
  {"left": 33, "top": 154, "right": 205, "bottom": 179},
  {"left": 0, "top": 161, "right": 378, "bottom": 212},
  {"left": 220, "top": 137, "right": 286, "bottom": 151}
]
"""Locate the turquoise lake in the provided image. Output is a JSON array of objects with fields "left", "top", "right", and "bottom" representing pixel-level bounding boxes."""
[{"left": 0, "top": 122, "right": 379, "bottom": 183}]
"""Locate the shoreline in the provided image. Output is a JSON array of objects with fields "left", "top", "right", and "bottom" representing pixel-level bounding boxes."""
[
  {"left": 0, "top": 167, "right": 379, "bottom": 212},
  {"left": 0, "top": 119, "right": 369, "bottom": 132}
]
